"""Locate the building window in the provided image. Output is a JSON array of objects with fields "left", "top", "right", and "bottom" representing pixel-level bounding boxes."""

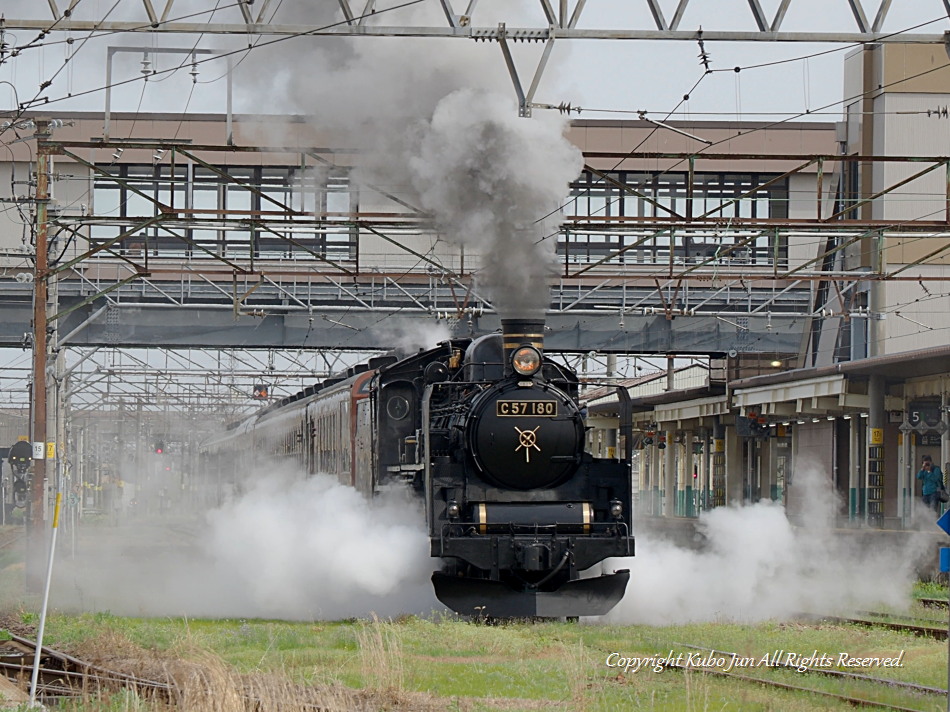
[
  {"left": 92, "top": 163, "right": 358, "bottom": 260},
  {"left": 561, "top": 171, "right": 789, "bottom": 266}
]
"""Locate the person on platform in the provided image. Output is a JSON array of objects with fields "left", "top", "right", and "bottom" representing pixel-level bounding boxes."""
[{"left": 917, "top": 454, "right": 945, "bottom": 514}]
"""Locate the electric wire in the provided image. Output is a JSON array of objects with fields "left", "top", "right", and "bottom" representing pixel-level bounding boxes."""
[
  {"left": 535, "top": 53, "right": 950, "bottom": 263},
  {"left": 0, "top": 1, "right": 251, "bottom": 145},
  {"left": 532, "top": 13, "right": 950, "bottom": 246},
  {"left": 2, "top": 0, "right": 429, "bottom": 121},
  {"left": 1, "top": 0, "right": 123, "bottom": 129},
  {"left": 7, "top": 0, "right": 89, "bottom": 58}
]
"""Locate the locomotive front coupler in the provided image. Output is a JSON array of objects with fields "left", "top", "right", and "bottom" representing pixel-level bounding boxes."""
[{"left": 525, "top": 549, "right": 572, "bottom": 591}]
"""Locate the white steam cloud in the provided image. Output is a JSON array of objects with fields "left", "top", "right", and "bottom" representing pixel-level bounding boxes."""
[
  {"left": 605, "top": 464, "right": 933, "bottom": 624},
  {"left": 52, "top": 468, "right": 438, "bottom": 620},
  {"left": 371, "top": 319, "right": 452, "bottom": 354}
]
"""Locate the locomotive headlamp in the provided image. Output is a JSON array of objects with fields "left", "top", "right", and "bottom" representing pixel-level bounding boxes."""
[
  {"left": 511, "top": 346, "right": 542, "bottom": 376},
  {"left": 609, "top": 499, "right": 623, "bottom": 519},
  {"left": 446, "top": 500, "right": 461, "bottom": 519}
]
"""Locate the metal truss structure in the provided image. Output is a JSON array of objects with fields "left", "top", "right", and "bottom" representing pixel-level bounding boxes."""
[
  {"left": 4, "top": 1, "right": 950, "bottom": 118},
  {"left": 5, "top": 138, "right": 950, "bottom": 330},
  {"left": 1, "top": 2, "right": 949, "bottom": 412},
  {"left": 0, "top": 346, "right": 377, "bottom": 411},
  {"left": 2, "top": 131, "right": 950, "bottom": 418},
  {"left": 5, "top": 0, "right": 947, "bottom": 41},
  {"left": 65, "top": 347, "right": 376, "bottom": 413}
]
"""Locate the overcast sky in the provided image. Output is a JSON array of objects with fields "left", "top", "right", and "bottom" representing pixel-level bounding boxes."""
[{"left": 0, "top": 1, "right": 948, "bottom": 125}]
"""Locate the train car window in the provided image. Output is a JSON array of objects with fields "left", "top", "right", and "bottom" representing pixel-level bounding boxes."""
[{"left": 377, "top": 383, "right": 416, "bottom": 473}]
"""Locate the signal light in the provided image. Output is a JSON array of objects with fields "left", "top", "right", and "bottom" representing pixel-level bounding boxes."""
[{"left": 154, "top": 440, "right": 165, "bottom": 454}]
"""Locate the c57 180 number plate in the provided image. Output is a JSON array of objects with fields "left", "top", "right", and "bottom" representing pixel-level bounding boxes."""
[{"left": 496, "top": 400, "right": 557, "bottom": 417}]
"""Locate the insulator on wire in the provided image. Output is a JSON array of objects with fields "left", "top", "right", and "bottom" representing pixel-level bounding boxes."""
[{"left": 696, "top": 27, "right": 711, "bottom": 72}]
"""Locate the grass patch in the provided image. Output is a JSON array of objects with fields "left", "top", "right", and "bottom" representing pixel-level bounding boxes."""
[
  {"left": 0, "top": 576, "right": 948, "bottom": 709},
  {"left": 0, "top": 614, "right": 936, "bottom": 711},
  {"left": 914, "top": 579, "right": 949, "bottom": 599}
]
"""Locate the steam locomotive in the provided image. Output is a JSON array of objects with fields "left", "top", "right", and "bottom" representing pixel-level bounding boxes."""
[{"left": 203, "top": 317, "right": 635, "bottom": 617}]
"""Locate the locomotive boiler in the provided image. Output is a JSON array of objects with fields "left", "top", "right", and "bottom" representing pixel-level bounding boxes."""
[
  {"left": 202, "top": 317, "right": 635, "bottom": 618},
  {"left": 376, "top": 317, "right": 634, "bottom": 617}
]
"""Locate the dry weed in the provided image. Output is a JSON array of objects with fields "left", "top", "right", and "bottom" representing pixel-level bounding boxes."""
[{"left": 356, "top": 614, "right": 405, "bottom": 694}]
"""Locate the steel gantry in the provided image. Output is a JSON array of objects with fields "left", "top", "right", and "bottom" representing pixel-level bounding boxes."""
[
  {"left": 6, "top": 129, "right": 950, "bottom": 368},
  {"left": 3, "top": 1, "right": 950, "bottom": 118},
  {"left": 4, "top": 0, "right": 947, "bottom": 41}
]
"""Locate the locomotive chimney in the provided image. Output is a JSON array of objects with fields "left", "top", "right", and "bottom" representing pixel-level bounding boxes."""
[{"left": 501, "top": 317, "right": 545, "bottom": 376}]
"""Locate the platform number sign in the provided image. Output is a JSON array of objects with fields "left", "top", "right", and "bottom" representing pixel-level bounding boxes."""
[{"left": 908, "top": 399, "right": 942, "bottom": 429}]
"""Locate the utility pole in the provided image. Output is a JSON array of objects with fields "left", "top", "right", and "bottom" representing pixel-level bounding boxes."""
[{"left": 29, "top": 119, "right": 51, "bottom": 590}]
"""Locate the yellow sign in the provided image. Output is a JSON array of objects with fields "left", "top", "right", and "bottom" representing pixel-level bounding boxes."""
[
  {"left": 46, "top": 442, "right": 56, "bottom": 459},
  {"left": 870, "top": 428, "right": 884, "bottom": 445},
  {"left": 714, "top": 438, "right": 725, "bottom": 453}
]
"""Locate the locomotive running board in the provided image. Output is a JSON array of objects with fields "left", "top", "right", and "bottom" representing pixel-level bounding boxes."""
[{"left": 431, "top": 569, "right": 630, "bottom": 618}]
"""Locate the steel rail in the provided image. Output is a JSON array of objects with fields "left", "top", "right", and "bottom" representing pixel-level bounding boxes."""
[
  {"left": 676, "top": 642, "right": 947, "bottom": 696},
  {"left": 824, "top": 615, "right": 949, "bottom": 640},
  {"left": 0, "top": 632, "right": 173, "bottom": 702},
  {"left": 663, "top": 661, "right": 931, "bottom": 712}
]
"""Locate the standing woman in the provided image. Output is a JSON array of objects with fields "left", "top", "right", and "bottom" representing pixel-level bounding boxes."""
[{"left": 917, "top": 454, "right": 945, "bottom": 514}]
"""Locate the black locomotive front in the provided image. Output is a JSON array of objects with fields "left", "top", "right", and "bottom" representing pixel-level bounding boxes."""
[{"left": 373, "top": 317, "right": 634, "bottom": 618}]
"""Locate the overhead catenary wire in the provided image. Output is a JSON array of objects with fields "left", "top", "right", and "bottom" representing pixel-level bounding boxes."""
[
  {"left": 535, "top": 52, "right": 950, "bottom": 254},
  {"left": 531, "top": 13, "right": 950, "bottom": 243},
  {"left": 1, "top": 0, "right": 429, "bottom": 131}
]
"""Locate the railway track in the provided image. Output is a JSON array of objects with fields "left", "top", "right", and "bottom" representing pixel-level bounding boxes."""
[
  {"left": 0, "top": 631, "right": 172, "bottom": 703},
  {"left": 0, "top": 526, "right": 25, "bottom": 552},
  {"left": 823, "top": 614, "right": 948, "bottom": 641},
  {"left": 917, "top": 597, "right": 949, "bottom": 610},
  {"left": 661, "top": 660, "right": 930, "bottom": 712},
  {"left": 0, "top": 631, "right": 336, "bottom": 710},
  {"left": 676, "top": 643, "right": 946, "bottom": 697},
  {"left": 602, "top": 637, "right": 944, "bottom": 712}
]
